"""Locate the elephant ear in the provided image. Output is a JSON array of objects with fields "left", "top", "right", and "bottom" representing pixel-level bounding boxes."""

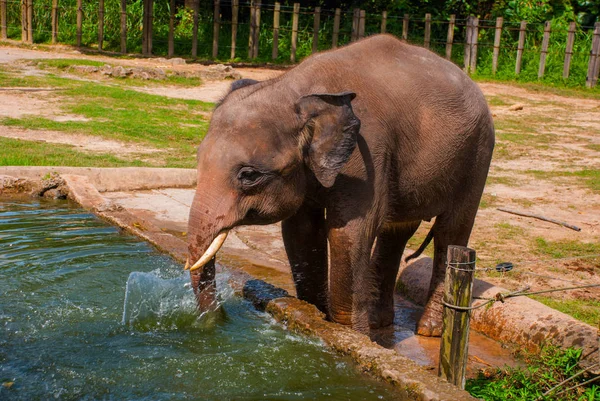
[{"left": 295, "top": 92, "right": 360, "bottom": 188}]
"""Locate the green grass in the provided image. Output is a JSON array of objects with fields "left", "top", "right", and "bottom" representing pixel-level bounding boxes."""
[
  {"left": 34, "top": 58, "right": 107, "bottom": 69},
  {"left": 495, "top": 222, "right": 525, "bottom": 240},
  {"left": 467, "top": 346, "right": 600, "bottom": 401},
  {"left": 534, "top": 238, "right": 600, "bottom": 260},
  {"left": 527, "top": 169, "right": 600, "bottom": 192},
  {"left": 531, "top": 296, "right": 600, "bottom": 327},
  {"left": 587, "top": 144, "right": 600, "bottom": 152},
  {"left": 0, "top": 137, "right": 148, "bottom": 167},
  {"left": 0, "top": 69, "right": 213, "bottom": 168}
]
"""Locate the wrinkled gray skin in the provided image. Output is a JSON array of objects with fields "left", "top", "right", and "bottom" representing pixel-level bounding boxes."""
[{"left": 187, "top": 34, "right": 494, "bottom": 336}]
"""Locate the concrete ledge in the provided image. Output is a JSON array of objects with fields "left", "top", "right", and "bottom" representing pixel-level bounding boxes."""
[
  {"left": 398, "top": 256, "right": 599, "bottom": 374},
  {"left": 0, "top": 167, "right": 196, "bottom": 192}
]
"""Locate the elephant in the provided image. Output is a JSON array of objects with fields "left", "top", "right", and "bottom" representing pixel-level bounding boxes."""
[{"left": 185, "top": 34, "right": 494, "bottom": 337}]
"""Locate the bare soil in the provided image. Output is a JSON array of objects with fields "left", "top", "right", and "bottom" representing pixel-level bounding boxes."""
[{"left": 1, "top": 44, "right": 599, "bottom": 307}]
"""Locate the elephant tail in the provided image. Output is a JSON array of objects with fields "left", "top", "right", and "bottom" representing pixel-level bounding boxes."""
[{"left": 404, "top": 228, "right": 434, "bottom": 263}]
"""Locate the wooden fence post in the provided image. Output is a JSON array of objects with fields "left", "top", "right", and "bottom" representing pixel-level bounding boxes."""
[
  {"left": 358, "top": 10, "right": 365, "bottom": 39},
  {"left": 290, "top": 2, "right": 299, "bottom": 62},
  {"left": 445, "top": 14, "right": 455, "bottom": 60},
  {"left": 0, "top": 0, "right": 6, "bottom": 40},
  {"left": 191, "top": 0, "right": 199, "bottom": 57},
  {"left": 51, "top": 0, "right": 57, "bottom": 43},
  {"left": 438, "top": 245, "right": 476, "bottom": 390},
  {"left": 272, "top": 2, "right": 279, "bottom": 60},
  {"left": 312, "top": 7, "right": 320, "bottom": 53},
  {"left": 402, "top": 14, "right": 409, "bottom": 41},
  {"left": 381, "top": 11, "right": 387, "bottom": 34},
  {"left": 538, "top": 21, "right": 551, "bottom": 78},
  {"left": 492, "top": 17, "right": 503, "bottom": 75},
  {"left": 98, "top": 0, "right": 104, "bottom": 50},
  {"left": 142, "top": 0, "right": 153, "bottom": 55},
  {"left": 563, "top": 21, "right": 576, "bottom": 79},
  {"left": 332, "top": 8, "right": 340, "bottom": 48},
  {"left": 21, "top": 0, "right": 26, "bottom": 42},
  {"left": 76, "top": 0, "right": 82, "bottom": 46},
  {"left": 231, "top": 0, "right": 238, "bottom": 59},
  {"left": 168, "top": 0, "right": 174, "bottom": 56},
  {"left": 120, "top": 0, "right": 127, "bottom": 53},
  {"left": 351, "top": 8, "right": 358, "bottom": 41},
  {"left": 470, "top": 17, "right": 479, "bottom": 73},
  {"left": 464, "top": 16, "right": 472, "bottom": 73},
  {"left": 586, "top": 22, "right": 600, "bottom": 88},
  {"left": 212, "top": 0, "right": 220, "bottom": 59},
  {"left": 26, "top": 0, "right": 32, "bottom": 43},
  {"left": 515, "top": 20, "right": 527, "bottom": 75},
  {"left": 253, "top": 0, "right": 261, "bottom": 59},
  {"left": 424, "top": 13, "right": 431, "bottom": 49},
  {"left": 248, "top": 1, "right": 255, "bottom": 59}
]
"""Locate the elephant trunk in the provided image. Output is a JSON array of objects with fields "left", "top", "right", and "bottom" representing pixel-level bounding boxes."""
[{"left": 186, "top": 190, "right": 230, "bottom": 312}]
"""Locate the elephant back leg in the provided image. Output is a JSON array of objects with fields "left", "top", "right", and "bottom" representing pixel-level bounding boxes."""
[
  {"left": 369, "top": 221, "right": 421, "bottom": 329},
  {"left": 282, "top": 204, "right": 328, "bottom": 314}
]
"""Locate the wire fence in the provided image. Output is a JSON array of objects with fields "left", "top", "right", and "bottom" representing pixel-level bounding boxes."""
[{"left": 1, "top": 1, "right": 600, "bottom": 88}]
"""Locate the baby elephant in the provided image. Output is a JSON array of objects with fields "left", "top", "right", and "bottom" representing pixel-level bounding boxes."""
[{"left": 186, "top": 34, "right": 494, "bottom": 336}]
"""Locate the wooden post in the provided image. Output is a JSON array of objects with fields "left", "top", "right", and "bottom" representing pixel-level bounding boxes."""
[
  {"left": 0, "top": 0, "right": 6, "bottom": 40},
  {"left": 191, "top": 0, "right": 199, "bottom": 57},
  {"left": 424, "top": 13, "right": 431, "bottom": 49},
  {"left": 492, "top": 17, "right": 503, "bottom": 75},
  {"left": 563, "top": 21, "right": 576, "bottom": 79},
  {"left": 312, "top": 7, "right": 320, "bottom": 53},
  {"left": 76, "top": 0, "right": 82, "bottom": 46},
  {"left": 248, "top": 1, "right": 255, "bottom": 59},
  {"left": 21, "top": 0, "right": 26, "bottom": 42},
  {"left": 272, "top": 2, "right": 279, "bottom": 59},
  {"left": 538, "top": 21, "right": 551, "bottom": 78},
  {"left": 168, "top": 0, "right": 175, "bottom": 56},
  {"left": 358, "top": 10, "right": 365, "bottom": 39},
  {"left": 231, "top": 0, "right": 238, "bottom": 59},
  {"left": 470, "top": 17, "right": 479, "bottom": 73},
  {"left": 98, "top": 0, "right": 104, "bottom": 50},
  {"left": 212, "top": 0, "right": 220, "bottom": 59},
  {"left": 332, "top": 8, "right": 340, "bottom": 48},
  {"left": 351, "top": 8, "right": 358, "bottom": 41},
  {"left": 26, "top": 0, "right": 32, "bottom": 43},
  {"left": 402, "top": 14, "right": 409, "bottom": 41},
  {"left": 445, "top": 14, "right": 455, "bottom": 60},
  {"left": 438, "top": 245, "right": 476, "bottom": 389},
  {"left": 253, "top": 0, "right": 260, "bottom": 59},
  {"left": 381, "top": 11, "right": 387, "bottom": 34},
  {"left": 120, "top": 0, "right": 127, "bottom": 53},
  {"left": 142, "top": 0, "right": 149, "bottom": 55},
  {"left": 515, "top": 20, "right": 527, "bottom": 75},
  {"left": 586, "top": 22, "right": 600, "bottom": 88},
  {"left": 51, "top": 0, "right": 57, "bottom": 43},
  {"left": 464, "top": 16, "right": 472, "bottom": 73},
  {"left": 290, "top": 2, "right": 299, "bottom": 62}
]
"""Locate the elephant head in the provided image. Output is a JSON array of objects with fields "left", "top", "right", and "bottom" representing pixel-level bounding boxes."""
[{"left": 185, "top": 80, "right": 360, "bottom": 311}]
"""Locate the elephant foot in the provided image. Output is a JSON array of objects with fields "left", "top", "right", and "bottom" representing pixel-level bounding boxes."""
[
  {"left": 329, "top": 310, "right": 353, "bottom": 326},
  {"left": 416, "top": 296, "right": 444, "bottom": 337}
]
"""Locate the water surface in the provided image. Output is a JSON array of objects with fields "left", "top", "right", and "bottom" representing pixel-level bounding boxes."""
[{"left": 0, "top": 198, "right": 400, "bottom": 400}]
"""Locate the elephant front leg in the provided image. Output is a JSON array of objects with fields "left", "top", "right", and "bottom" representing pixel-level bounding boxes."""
[
  {"left": 282, "top": 204, "right": 328, "bottom": 314},
  {"left": 328, "top": 222, "right": 375, "bottom": 334}
]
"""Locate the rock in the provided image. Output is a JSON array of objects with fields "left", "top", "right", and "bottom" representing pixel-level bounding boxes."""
[
  {"left": 204, "top": 64, "right": 242, "bottom": 80},
  {"left": 509, "top": 103, "right": 524, "bottom": 111},
  {"left": 100, "top": 64, "right": 113, "bottom": 75},
  {"left": 112, "top": 65, "right": 127, "bottom": 78},
  {"left": 71, "top": 65, "right": 99, "bottom": 74},
  {"left": 170, "top": 57, "right": 186, "bottom": 65}
]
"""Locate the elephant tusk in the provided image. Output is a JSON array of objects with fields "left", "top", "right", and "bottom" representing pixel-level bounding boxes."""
[
  {"left": 184, "top": 257, "right": 189, "bottom": 270},
  {"left": 188, "top": 231, "right": 229, "bottom": 272}
]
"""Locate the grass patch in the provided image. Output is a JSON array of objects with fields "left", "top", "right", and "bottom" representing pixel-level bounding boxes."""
[
  {"left": 467, "top": 346, "right": 600, "bottom": 401},
  {"left": 586, "top": 144, "right": 600, "bottom": 152},
  {"left": 33, "top": 58, "right": 107, "bottom": 69},
  {"left": 534, "top": 238, "right": 600, "bottom": 260},
  {"left": 495, "top": 222, "right": 525, "bottom": 240},
  {"left": 527, "top": 169, "right": 600, "bottom": 192},
  {"left": 486, "top": 96, "right": 510, "bottom": 106},
  {"left": 531, "top": 296, "right": 600, "bottom": 327},
  {"left": 479, "top": 193, "right": 499, "bottom": 209},
  {"left": 486, "top": 175, "right": 517, "bottom": 186},
  {"left": 496, "top": 132, "right": 557, "bottom": 147},
  {"left": 0, "top": 137, "right": 148, "bottom": 167}
]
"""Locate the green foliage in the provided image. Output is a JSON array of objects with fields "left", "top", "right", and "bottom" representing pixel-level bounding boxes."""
[
  {"left": 531, "top": 295, "right": 600, "bottom": 326},
  {"left": 466, "top": 346, "right": 600, "bottom": 400}
]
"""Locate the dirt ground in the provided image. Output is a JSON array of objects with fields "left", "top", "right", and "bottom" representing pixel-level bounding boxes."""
[{"left": 1, "top": 44, "right": 599, "bottom": 308}]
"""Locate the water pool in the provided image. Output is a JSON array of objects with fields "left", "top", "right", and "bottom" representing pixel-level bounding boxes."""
[{"left": 0, "top": 198, "right": 401, "bottom": 400}]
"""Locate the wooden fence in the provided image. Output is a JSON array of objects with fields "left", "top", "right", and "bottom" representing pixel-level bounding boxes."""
[{"left": 1, "top": 1, "right": 599, "bottom": 87}]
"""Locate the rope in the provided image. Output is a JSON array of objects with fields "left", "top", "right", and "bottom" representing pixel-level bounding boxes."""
[{"left": 443, "top": 283, "right": 600, "bottom": 312}]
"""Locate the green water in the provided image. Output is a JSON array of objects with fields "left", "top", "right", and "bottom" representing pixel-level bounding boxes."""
[{"left": 0, "top": 198, "right": 401, "bottom": 400}]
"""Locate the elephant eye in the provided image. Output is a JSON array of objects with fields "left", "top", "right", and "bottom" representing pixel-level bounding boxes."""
[{"left": 237, "top": 167, "right": 264, "bottom": 187}]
